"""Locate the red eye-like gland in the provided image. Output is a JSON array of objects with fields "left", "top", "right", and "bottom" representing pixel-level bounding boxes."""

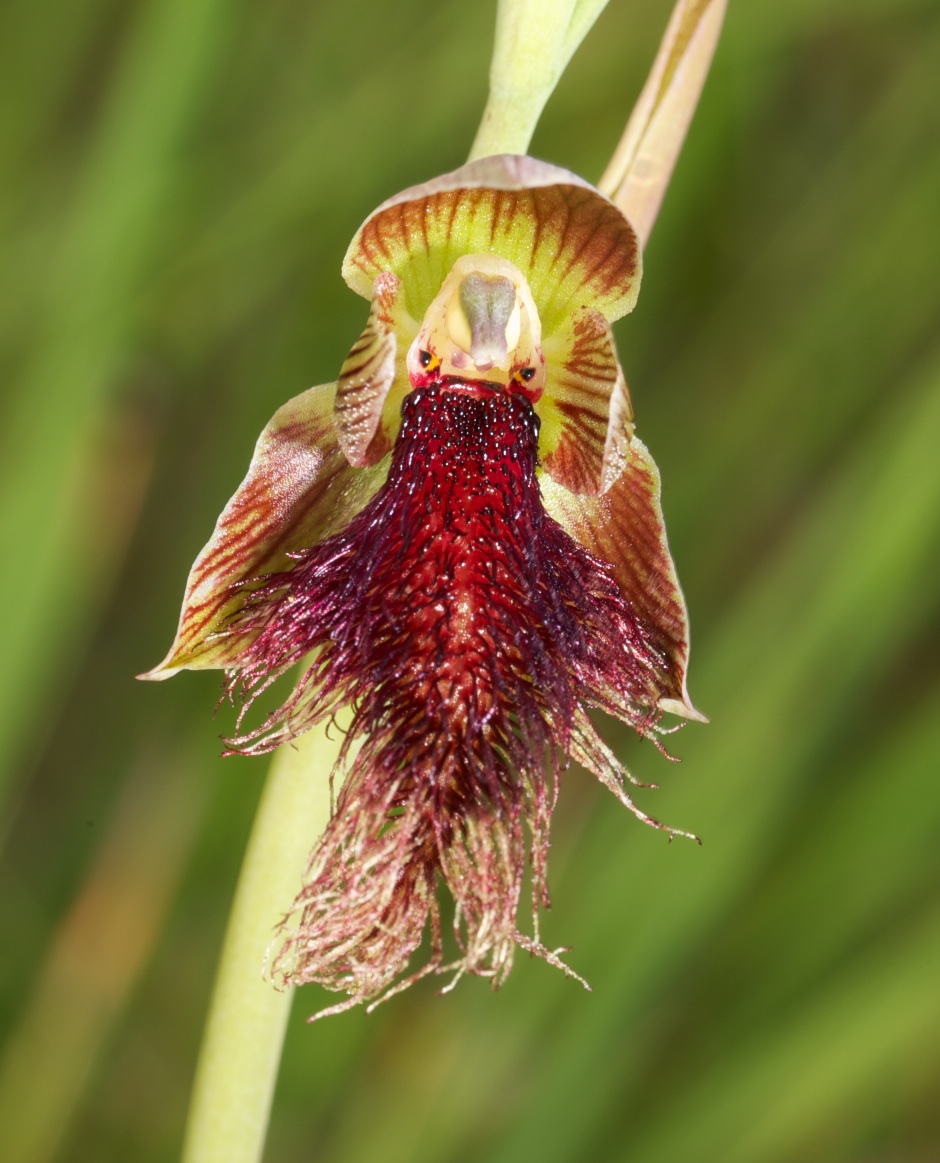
[{"left": 510, "top": 365, "right": 540, "bottom": 397}]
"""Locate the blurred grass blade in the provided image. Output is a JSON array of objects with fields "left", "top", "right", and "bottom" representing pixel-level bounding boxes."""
[
  {"left": 629, "top": 899, "right": 940, "bottom": 1162},
  {"left": 712, "top": 684, "right": 940, "bottom": 1036},
  {"left": 0, "top": 0, "right": 231, "bottom": 824},
  {"left": 0, "top": 742, "right": 209, "bottom": 1163},
  {"left": 0, "top": 0, "right": 114, "bottom": 197},
  {"left": 598, "top": 0, "right": 727, "bottom": 247}
]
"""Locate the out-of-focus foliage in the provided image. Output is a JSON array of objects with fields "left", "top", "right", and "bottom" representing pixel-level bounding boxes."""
[{"left": 1, "top": 0, "right": 939, "bottom": 1160}]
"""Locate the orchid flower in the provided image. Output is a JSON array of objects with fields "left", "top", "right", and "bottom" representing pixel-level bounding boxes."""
[{"left": 144, "top": 0, "right": 725, "bottom": 1021}]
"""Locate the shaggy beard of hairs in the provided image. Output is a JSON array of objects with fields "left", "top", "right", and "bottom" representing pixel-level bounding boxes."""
[{"left": 223, "top": 383, "right": 671, "bottom": 1015}]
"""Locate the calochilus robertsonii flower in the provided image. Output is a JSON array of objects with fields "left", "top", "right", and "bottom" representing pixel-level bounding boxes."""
[
  {"left": 143, "top": 1, "right": 725, "bottom": 1021},
  {"left": 143, "top": 156, "right": 702, "bottom": 1012}
]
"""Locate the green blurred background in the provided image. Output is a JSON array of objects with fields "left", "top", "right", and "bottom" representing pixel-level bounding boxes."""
[{"left": 2, "top": 0, "right": 939, "bottom": 1159}]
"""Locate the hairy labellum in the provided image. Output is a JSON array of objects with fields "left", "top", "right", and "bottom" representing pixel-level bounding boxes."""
[{"left": 221, "top": 384, "right": 678, "bottom": 1013}]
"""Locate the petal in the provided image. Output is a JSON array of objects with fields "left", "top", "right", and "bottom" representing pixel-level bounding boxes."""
[
  {"left": 140, "top": 383, "right": 388, "bottom": 678},
  {"left": 335, "top": 271, "right": 418, "bottom": 466},
  {"left": 538, "top": 306, "right": 634, "bottom": 495},
  {"left": 343, "top": 155, "right": 641, "bottom": 337},
  {"left": 540, "top": 436, "right": 703, "bottom": 719},
  {"left": 598, "top": 0, "right": 728, "bottom": 249}
]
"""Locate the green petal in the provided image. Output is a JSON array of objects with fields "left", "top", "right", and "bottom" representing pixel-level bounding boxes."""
[
  {"left": 599, "top": 0, "right": 727, "bottom": 249},
  {"left": 343, "top": 155, "right": 641, "bottom": 338},
  {"left": 140, "top": 383, "right": 388, "bottom": 678},
  {"left": 539, "top": 306, "right": 634, "bottom": 495},
  {"left": 540, "top": 436, "right": 702, "bottom": 719},
  {"left": 335, "top": 272, "right": 418, "bottom": 467}
]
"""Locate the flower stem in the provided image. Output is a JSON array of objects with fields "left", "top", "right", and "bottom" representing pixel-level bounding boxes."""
[
  {"left": 181, "top": 725, "right": 338, "bottom": 1163},
  {"left": 468, "top": 0, "right": 610, "bottom": 160}
]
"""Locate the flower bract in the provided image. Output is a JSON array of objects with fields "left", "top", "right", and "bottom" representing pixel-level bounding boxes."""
[{"left": 142, "top": 154, "right": 701, "bottom": 1016}]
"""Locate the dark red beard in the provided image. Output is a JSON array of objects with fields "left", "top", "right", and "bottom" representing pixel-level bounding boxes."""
[
  {"left": 227, "top": 383, "right": 666, "bottom": 770},
  {"left": 224, "top": 383, "right": 670, "bottom": 1007}
]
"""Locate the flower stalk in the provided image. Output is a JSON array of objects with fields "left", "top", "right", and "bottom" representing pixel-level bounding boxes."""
[
  {"left": 469, "top": 0, "right": 612, "bottom": 160},
  {"left": 181, "top": 723, "right": 339, "bottom": 1163}
]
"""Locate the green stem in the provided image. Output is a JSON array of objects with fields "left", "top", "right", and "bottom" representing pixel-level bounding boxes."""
[
  {"left": 468, "top": 0, "right": 610, "bottom": 160},
  {"left": 181, "top": 726, "right": 337, "bottom": 1163}
]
